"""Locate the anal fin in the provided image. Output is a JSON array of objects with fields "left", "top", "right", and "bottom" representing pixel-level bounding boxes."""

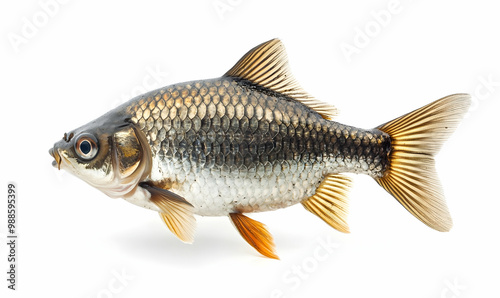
[
  {"left": 302, "top": 174, "right": 353, "bottom": 233},
  {"left": 140, "top": 182, "right": 196, "bottom": 243},
  {"left": 229, "top": 213, "right": 279, "bottom": 259}
]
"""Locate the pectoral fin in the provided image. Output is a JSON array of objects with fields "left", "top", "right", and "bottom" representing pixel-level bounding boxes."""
[
  {"left": 140, "top": 182, "right": 196, "bottom": 243},
  {"left": 229, "top": 213, "right": 279, "bottom": 259}
]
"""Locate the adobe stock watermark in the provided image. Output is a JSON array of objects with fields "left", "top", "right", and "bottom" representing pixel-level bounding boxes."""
[
  {"left": 87, "top": 268, "right": 134, "bottom": 298},
  {"left": 269, "top": 235, "right": 340, "bottom": 297},
  {"left": 8, "top": 0, "right": 70, "bottom": 53},
  {"left": 340, "top": 0, "right": 403, "bottom": 63},
  {"left": 466, "top": 74, "right": 499, "bottom": 118},
  {"left": 212, "top": 0, "right": 243, "bottom": 21},
  {"left": 109, "top": 65, "right": 170, "bottom": 108},
  {"left": 440, "top": 278, "right": 466, "bottom": 298}
]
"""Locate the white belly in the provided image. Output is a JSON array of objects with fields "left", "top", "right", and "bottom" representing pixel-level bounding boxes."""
[{"left": 150, "top": 156, "right": 326, "bottom": 216}]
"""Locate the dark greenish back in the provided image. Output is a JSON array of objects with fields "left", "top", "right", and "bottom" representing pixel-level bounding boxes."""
[{"left": 125, "top": 77, "right": 391, "bottom": 198}]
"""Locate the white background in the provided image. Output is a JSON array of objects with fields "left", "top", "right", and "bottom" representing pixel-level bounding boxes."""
[{"left": 1, "top": 0, "right": 499, "bottom": 297}]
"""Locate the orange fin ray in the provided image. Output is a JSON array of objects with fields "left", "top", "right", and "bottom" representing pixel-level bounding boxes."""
[{"left": 229, "top": 213, "right": 279, "bottom": 259}]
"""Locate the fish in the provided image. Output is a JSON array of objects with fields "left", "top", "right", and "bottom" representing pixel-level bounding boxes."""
[{"left": 49, "top": 39, "right": 471, "bottom": 259}]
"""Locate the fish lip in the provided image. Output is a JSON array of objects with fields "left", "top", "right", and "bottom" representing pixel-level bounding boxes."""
[{"left": 49, "top": 147, "right": 62, "bottom": 170}]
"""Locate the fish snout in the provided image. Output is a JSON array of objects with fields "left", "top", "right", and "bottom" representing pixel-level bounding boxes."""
[{"left": 49, "top": 147, "right": 62, "bottom": 170}]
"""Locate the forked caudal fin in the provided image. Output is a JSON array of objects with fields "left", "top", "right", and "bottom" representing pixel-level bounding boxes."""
[{"left": 375, "top": 94, "right": 471, "bottom": 232}]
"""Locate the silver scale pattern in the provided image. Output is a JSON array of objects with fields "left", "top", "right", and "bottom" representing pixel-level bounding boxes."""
[{"left": 126, "top": 78, "right": 390, "bottom": 216}]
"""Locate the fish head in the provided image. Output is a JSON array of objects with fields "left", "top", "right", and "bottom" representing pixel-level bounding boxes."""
[{"left": 49, "top": 114, "right": 151, "bottom": 199}]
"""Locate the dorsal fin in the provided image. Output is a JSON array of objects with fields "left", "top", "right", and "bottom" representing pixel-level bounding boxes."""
[{"left": 224, "top": 39, "right": 337, "bottom": 120}]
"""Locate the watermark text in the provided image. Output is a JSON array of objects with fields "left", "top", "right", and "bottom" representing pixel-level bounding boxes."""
[
  {"left": 270, "top": 235, "right": 340, "bottom": 297},
  {"left": 340, "top": 0, "right": 403, "bottom": 62},
  {"left": 8, "top": 0, "right": 70, "bottom": 53}
]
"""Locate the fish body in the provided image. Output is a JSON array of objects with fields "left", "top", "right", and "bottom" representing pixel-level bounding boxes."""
[
  {"left": 122, "top": 77, "right": 390, "bottom": 216},
  {"left": 50, "top": 39, "right": 471, "bottom": 258}
]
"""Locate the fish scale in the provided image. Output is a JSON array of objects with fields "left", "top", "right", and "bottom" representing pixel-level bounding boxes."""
[{"left": 125, "top": 77, "right": 391, "bottom": 215}]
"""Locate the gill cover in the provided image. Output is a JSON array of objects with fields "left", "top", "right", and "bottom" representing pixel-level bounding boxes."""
[
  {"left": 110, "top": 125, "right": 152, "bottom": 197},
  {"left": 114, "top": 126, "right": 144, "bottom": 179}
]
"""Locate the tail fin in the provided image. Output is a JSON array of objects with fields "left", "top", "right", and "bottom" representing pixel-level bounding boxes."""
[{"left": 375, "top": 94, "right": 471, "bottom": 232}]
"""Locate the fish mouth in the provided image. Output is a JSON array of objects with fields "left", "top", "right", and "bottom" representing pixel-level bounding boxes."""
[{"left": 49, "top": 147, "right": 62, "bottom": 170}]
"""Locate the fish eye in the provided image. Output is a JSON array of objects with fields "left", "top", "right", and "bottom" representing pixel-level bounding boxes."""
[{"left": 75, "top": 134, "right": 98, "bottom": 160}]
